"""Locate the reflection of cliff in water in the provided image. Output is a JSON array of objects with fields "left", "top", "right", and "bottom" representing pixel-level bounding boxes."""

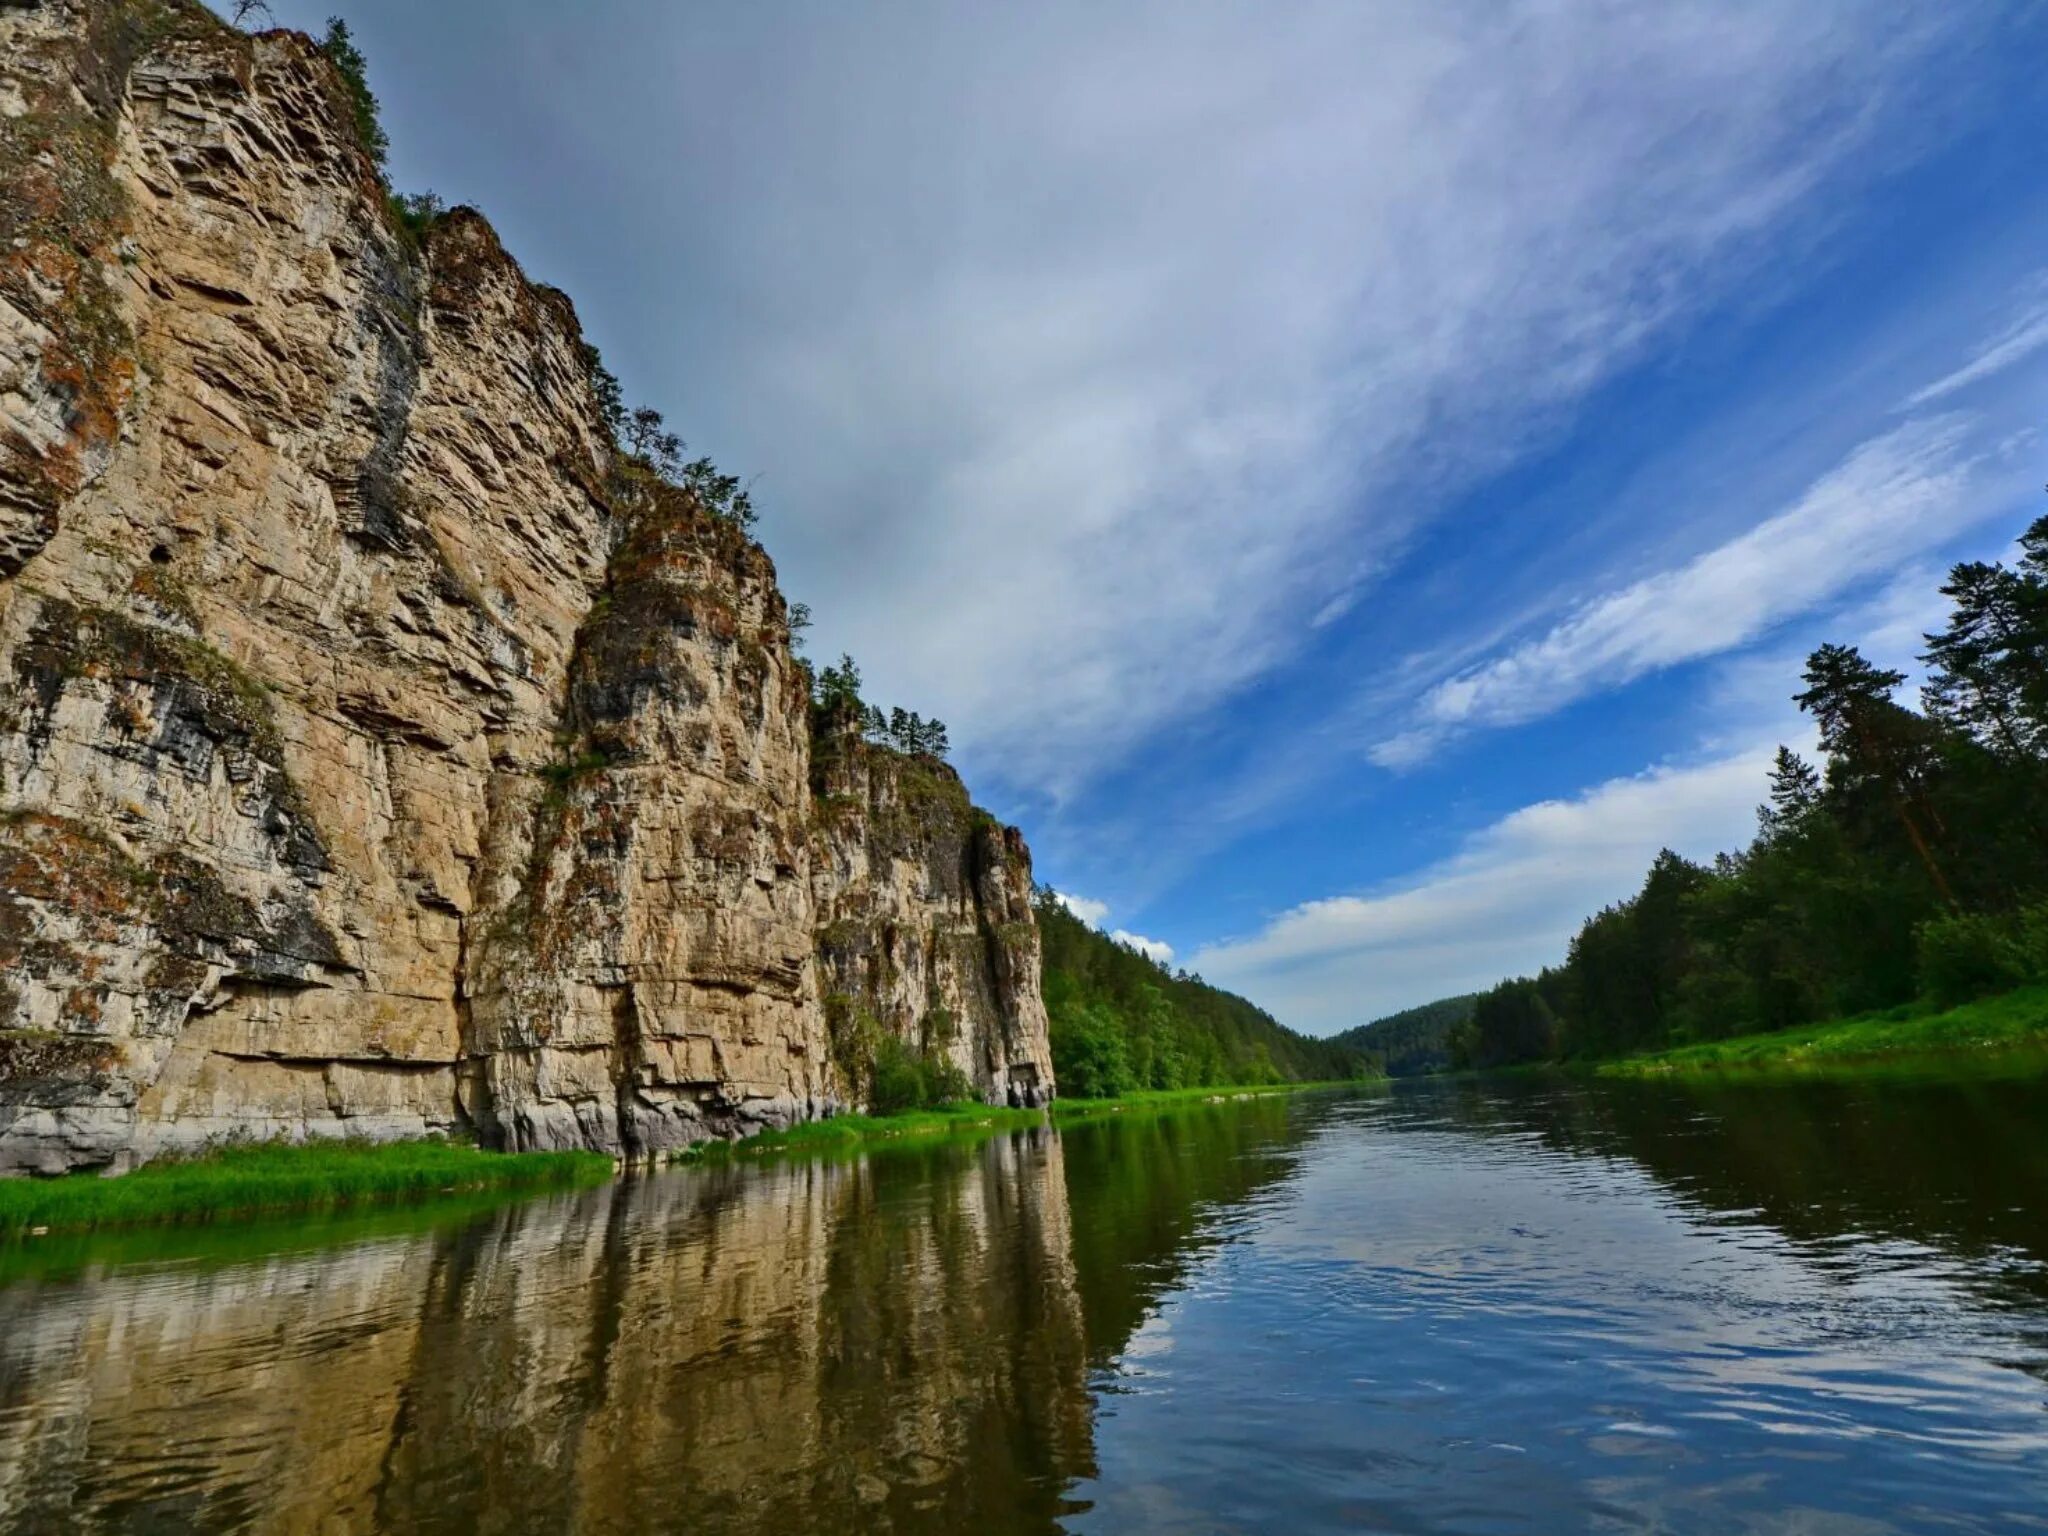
[
  {"left": 1058, "top": 1095, "right": 1311, "bottom": 1364},
  {"left": 0, "top": 1098, "right": 1322, "bottom": 1535},
  {"left": 1413, "top": 1073, "right": 2048, "bottom": 1309}
]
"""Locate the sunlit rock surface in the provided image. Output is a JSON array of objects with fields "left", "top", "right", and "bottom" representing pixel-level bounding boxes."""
[{"left": 0, "top": 0, "right": 1052, "bottom": 1171}]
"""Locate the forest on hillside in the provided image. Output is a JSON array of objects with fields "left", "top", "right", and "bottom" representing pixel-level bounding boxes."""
[
  {"left": 1034, "top": 891, "right": 1376, "bottom": 1094},
  {"left": 1332, "top": 995, "right": 1478, "bottom": 1076},
  {"left": 1453, "top": 514, "right": 2048, "bottom": 1069}
]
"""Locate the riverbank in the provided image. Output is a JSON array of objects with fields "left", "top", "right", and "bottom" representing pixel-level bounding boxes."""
[
  {"left": 677, "top": 1079, "right": 1370, "bottom": 1163},
  {"left": 676, "top": 1101, "right": 1048, "bottom": 1162},
  {"left": 1050, "top": 1080, "right": 1366, "bottom": 1120},
  {"left": 1596, "top": 985, "right": 2048, "bottom": 1078},
  {"left": 0, "top": 1139, "right": 614, "bottom": 1241}
]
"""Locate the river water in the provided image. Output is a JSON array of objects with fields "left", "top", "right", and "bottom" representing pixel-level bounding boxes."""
[{"left": 2, "top": 1074, "right": 2045, "bottom": 1534}]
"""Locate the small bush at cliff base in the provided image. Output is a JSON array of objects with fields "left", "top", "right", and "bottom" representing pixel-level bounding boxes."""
[{"left": 867, "top": 1035, "right": 971, "bottom": 1115}]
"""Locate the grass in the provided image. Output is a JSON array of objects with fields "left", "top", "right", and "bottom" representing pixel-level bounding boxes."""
[
  {"left": 1050, "top": 1079, "right": 1368, "bottom": 1122},
  {"left": 675, "top": 1101, "right": 1046, "bottom": 1163},
  {"left": 0, "top": 1137, "right": 614, "bottom": 1241},
  {"left": 1597, "top": 985, "right": 2048, "bottom": 1078},
  {"left": 676, "top": 1079, "right": 1375, "bottom": 1164}
]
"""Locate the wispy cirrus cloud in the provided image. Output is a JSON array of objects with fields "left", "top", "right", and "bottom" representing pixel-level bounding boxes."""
[
  {"left": 1197, "top": 564, "right": 1978, "bottom": 1030},
  {"left": 1904, "top": 275, "right": 2048, "bottom": 408},
  {"left": 332, "top": 0, "right": 1994, "bottom": 800},
  {"left": 1370, "top": 413, "right": 1997, "bottom": 769}
]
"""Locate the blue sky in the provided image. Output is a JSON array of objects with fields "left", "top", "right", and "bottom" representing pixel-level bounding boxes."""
[{"left": 270, "top": 1, "right": 2048, "bottom": 1031}]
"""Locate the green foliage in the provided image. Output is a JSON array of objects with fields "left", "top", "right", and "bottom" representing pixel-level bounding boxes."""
[
  {"left": 1332, "top": 994, "right": 1473, "bottom": 1076},
  {"left": 580, "top": 341, "right": 626, "bottom": 439},
  {"left": 1453, "top": 510, "right": 2048, "bottom": 1070},
  {"left": 1450, "top": 977, "right": 1560, "bottom": 1070},
  {"left": 1035, "top": 888, "right": 1374, "bottom": 1092},
  {"left": 317, "top": 17, "right": 387, "bottom": 168},
  {"left": 883, "top": 706, "right": 950, "bottom": 758},
  {"left": 825, "top": 995, "right": 970, "bottom": 1114},
  {"left": 386, "top": 187, "right": 444, "bottom": 247},
  {"left": 1916, "top": 904, "right": 2048, "bottom": 1008},
  {"left": 868, "top": 1034, "right": 972, "bottom": 1115},
  {"left": 0, "top": 1138, "right": 610, "bottom": 1240},
  {"left": 676, "top": 456, "right": 757, "bottom": 531},
  {"left": 1598, "top": 985, "right": 2048, "bottom": 1078},
  {"left": 806, "top": 652, "right": 951, "bottom": 761},
  {"left": 814, "top": 653, "right": 865, "bottom": 716},
  {"left": 1049, "top": 999, "right": 1135, "bottom": 1098}
]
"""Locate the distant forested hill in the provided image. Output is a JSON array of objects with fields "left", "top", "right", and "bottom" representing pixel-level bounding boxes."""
[
  {"left": 1331, "top": 994, "right": 1478, "bottom": 1076},
  {"left": 1035, "top": 891, "right": 1377, "bottom": 1095}
]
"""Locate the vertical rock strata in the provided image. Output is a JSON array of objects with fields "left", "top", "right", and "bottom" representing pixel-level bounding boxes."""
[
  {"left": 812, "top": 722, "right": 1053, "bottom": 1108},
  {"left": 0, "top": 0, "right": 1051, "bottom": 1172}
]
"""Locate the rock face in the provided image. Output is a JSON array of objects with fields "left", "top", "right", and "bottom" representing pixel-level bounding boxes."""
[
  {"left": 0, "top": 0, "right": 1052, "bottom": 1173},
  {"left": 0, "top": 1130, "right": 1093, "bottom": 1531},
  {"left": 812, "top": 724, "right": 1053, "bottom": 1109}
]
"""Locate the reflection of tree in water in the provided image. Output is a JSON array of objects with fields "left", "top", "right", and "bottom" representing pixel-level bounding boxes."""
[
  {"left": 1058, "top": 1097, "right": 1309, "bottom": 1366},
  {"left": 1414, "top": 1073, "right": 2048, "bottom": 1310},
  {"left": 0, "top": 1100, "right": 1319, "bottom": 1536}
]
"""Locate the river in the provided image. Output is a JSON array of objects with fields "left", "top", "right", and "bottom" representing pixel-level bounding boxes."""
[{"left": 2, "top": 1073, "right": 2045, "bottom": 1533}]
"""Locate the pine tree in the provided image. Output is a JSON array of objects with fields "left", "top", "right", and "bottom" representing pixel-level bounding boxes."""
[
  {"left": 1796, "top": 644, "right": 1955, "bottom": 905},
  {"left": 1923, "top": 560, "right": 2045, "bottom": 759},
  {"left": 1758, "top": 746, "right": 1822, "bottom": 840}
]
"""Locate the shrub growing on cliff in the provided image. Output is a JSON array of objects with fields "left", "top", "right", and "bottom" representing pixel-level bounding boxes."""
[
  {"left": 581, "top": 343, "right": 627, "bottom": 439},
  {"left": 388, "top": 188, "right": 444, "bottom": 242},
  {"left": 676, "top": 456, "right": 758, "bottom": 531},
  {"left": 317, "top": 18, "right": 388, "bottom": 168}
]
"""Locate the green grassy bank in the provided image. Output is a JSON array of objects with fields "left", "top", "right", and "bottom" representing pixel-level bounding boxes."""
[
  {"left": 1049, "top": 1080, "right": 1364, "bottom": 1121},
  {"left": 676, "top": 1101, "right": 1048, "bottom": 1163},
  {"left": 1596, "top": 985, "right": 2048, "bottom": 1078},
  {"left": 678, "top": 1079, "right": 1366, "bottom": 1164},
  {"left": 0, "top": 1138, "right": 614, "bottom": 1241}
]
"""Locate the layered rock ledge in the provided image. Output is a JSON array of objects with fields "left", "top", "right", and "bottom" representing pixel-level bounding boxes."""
[{"left": 0, "top": 0, "right": 1052, "bottom": 1172}]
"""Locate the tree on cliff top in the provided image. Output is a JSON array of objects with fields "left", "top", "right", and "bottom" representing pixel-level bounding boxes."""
[{"left": 318, "top": 19, "right": 388, "bottom": 168}]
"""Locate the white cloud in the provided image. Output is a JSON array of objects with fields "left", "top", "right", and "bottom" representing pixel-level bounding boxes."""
[
  {"left": 1052, "top": 890, "right": 1173, "bottom": 964},
  {"left": 1372, "top": 414, "right": 1992, "bottom": 766},
  {"left": 1054, "top": 891, "right": 1110, "bottom": 926},
  {"left": 440, "top": 0, "right": 1985, "bottom": 801},
  {"left": 1111, "top": 930, "right": 1175, "bottom": 966},
  {"left": 1192, "top": 748, "right": 1781, "bottom": 1032},
  {"left": 1904, "top": 277, "right": 2048, "bottom": 408},
  {"left": 1195, "top": 543, "right": 2016, "bottom": 1034}
]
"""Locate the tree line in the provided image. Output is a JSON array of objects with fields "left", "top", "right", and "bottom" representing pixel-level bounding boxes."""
[
  {"left": 1331, "top": 994, "right": 1477, "bottom": 1076},
  {"left": 1034, "top": 889, "right": 1378, "bottom": 1095},
  {"left": 1452, "top": 512, "right": 2048, "bottom": 1069},
  {"left": 811, "top": 653, "right": 951, "bottom": 759}
]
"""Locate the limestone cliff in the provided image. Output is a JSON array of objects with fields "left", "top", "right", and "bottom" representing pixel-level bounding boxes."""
[
  {"left": 811, "top": 721, "right": 1051, "bottom": 1107},
  {"left": 0, "top": 0, "right": 1052, "bottom": 1172}
]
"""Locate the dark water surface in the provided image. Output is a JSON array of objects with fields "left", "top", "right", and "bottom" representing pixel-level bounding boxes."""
[{"left": 3, "top": 1075, "right": 2047, "bottom": 1534}]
